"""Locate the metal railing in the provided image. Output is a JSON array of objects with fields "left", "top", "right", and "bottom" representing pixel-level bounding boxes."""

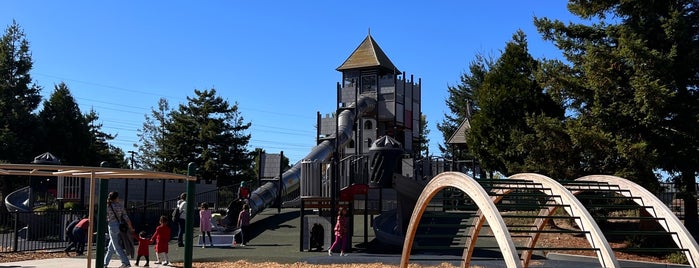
[{"left": 0, "top": 184, "right": 238, "bottom": 253}]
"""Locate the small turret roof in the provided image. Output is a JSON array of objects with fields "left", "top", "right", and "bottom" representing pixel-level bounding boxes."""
[{"left": 336, "top": 33, "right": 400, "bottom": 73}]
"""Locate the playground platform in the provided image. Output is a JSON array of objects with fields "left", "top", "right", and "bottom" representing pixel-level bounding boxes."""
[{"left": 0, "top": 208, "right": 689, "bottom": 268}]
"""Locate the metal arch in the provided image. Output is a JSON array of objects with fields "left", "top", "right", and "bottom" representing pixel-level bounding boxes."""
[
  {"left": 509, "top": 173, "right": 620, "bottom": 268},
  {"left": 577, "top": 175, "right": 699, "bottom": 267},
  {"left": 400, "top": 172, "right": 522, "bottom": 268}
]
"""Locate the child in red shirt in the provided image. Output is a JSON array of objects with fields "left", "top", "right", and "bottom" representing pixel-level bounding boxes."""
[
  {"left": 135, "top": 231, "right": 150, "bottom": 267},
  {"left": 151, "top": 216, "right": 171, "bottom": 266}
]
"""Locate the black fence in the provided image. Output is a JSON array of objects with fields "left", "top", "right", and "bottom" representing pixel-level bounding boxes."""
[{"left": 0, "top": 184, "right": 238, "bottom": 253}]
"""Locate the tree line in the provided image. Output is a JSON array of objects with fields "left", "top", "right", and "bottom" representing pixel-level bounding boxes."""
[
  {"left": 438, "top": 1, "right": 699, "bottom": 233},
  {"left": 0, "top": 20, "right": 260, "bottom": 204}
]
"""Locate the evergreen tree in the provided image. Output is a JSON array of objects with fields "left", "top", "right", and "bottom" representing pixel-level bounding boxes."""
[
  {"left": 160, "top": 88, "right": 253, "bottom": 186},
  {"left": 466, "top": 30, "right": 564, "bottom": 175},
  {"left": 0, "top": 21, "right": 41, "bottom": 211},
  {"left": 37, "top": 82, "right": 92, "bottom": 165},
  {"left": 136, "top": 98, "right": 171, "bottom": 170},
  {"left": 437, "top": 54, "right": 492, "bottom": 159},
  {"left": 0, "top": 20, "right": 41, "bottom": 162},
  {"left": 413, "top": 113, "right": 430, "bottom": 158},
  {"left": 535, "top": 0, "right": 698, "bottom": 232},
  {"left": 85, "top": 109, "right": 126, "bottom": 168}
]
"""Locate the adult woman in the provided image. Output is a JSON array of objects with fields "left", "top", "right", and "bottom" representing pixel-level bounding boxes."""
[
  {"left": 104, "top": 191, "right": 134, "bottom": 268},
  {"left": 176, "top": 192, "right": 187, "bottom": 247}
]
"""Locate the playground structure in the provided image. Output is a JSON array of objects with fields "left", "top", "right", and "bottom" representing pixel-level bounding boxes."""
[
  {"left": 243, "top": 32, "right": 426, "bottom": 251},
  {"left": 2, "top": 32, "right": 696, "bottom": 268},
  {"left": 399, "top": 172, "right": 699, "bottom": 268}
]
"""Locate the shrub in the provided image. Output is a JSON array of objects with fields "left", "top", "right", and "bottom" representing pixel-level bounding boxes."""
[{"left": 667, "top": 252, "right": 689, "bottom": 264}]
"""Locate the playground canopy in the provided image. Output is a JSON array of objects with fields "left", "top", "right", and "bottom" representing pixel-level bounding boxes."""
[
  {"left": 0, "top": 163, "right": 196, "bottom": 181},
  {"left": 0, "top": 163, "right": 196, "bottom": 268}
]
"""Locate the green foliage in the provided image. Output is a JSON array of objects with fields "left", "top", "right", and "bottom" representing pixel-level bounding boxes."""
[
  {"left": 0, "top": 20, "right": 42, "bottom": 163},
  {"left": 157, "top": 88, "right": 254, "bottom": 186},
  {"left": 136, "top": 98, "right": 171, "bottom": 170},
  {"left": 437, "top": 53, "right": 492, "bottom": 159},
  {"left": 466, "top": 30, "right": 564, "bottom": 175},
  {"left": 667, "top": 252, "right": 689, "bottom": 265},
  {"left": 63, "top": 201, "right": 85, "bottom": 210}
]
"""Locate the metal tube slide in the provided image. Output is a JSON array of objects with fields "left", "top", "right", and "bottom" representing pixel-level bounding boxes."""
[{"left": 248, "top": 94, "right": 376, "bottom": 216}]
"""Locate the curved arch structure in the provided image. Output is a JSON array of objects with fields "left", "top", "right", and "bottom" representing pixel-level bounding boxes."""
[
  {"left": 576, "top": 175, "right": 699, "bottom": 267},
  {"left": 463, "top": 174, "right": 620, "bottom": 268},
  {"left": 401, "top": 171, "right": 697, "bottom": 268},
  {"left": 400, "top": 172, "right": 522, "bottom": 268},
  {"left": 509, "top": 173, "right": 619, "bottom": 268}
]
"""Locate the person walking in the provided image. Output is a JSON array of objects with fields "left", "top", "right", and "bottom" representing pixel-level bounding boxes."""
[
  {"left": 236, "top": 203, "right": 251, "bottom": 246},
  {"left": 64, "top": 216, "right": 89, "bottom": 256},
  {"left": 151, "top": 215, "right": 171, "bottom": 266},
  {"left": 134, "top": 231, "right": 151, "bottom": 267},
  {"left": 328, "top": 207, "right": 349, "bottom": 256},
  {"left": 104, "top": 191, "right": 134, "bottom": 268},
  {"left": 199, "top": 202, "right": 214, "bottom": 248},
  {"left": 176, "top": 193, "right": 187, "bottom": 247}
]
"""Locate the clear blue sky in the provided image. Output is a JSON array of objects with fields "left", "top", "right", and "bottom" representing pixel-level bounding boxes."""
[{"left": 4, "top": 2, "right": 580, "bottom": 163}]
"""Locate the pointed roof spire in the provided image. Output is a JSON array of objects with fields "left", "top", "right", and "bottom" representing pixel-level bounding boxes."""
[{"left": 336, "top": 33, "right": 400, "bottom": 73}]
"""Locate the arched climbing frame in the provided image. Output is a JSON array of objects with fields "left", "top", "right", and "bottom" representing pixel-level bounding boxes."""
[
  {"left": 576, "top": 175, "right": 699, "bottom": 267},
  {"left": 400, "top": 172, "right": 522, "bottom": 268},
  {"left": 463, "top": 174, "right": 619, "bottom": 268},
  {"left": 509, "top": 173, "right": 619, "bottom": 268},
  {"left": 400, "top": 171, "right": 699, "bottom": 268}
]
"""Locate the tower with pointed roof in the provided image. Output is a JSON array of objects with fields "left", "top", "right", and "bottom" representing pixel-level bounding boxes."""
[{"left": 320, "top": 33, "right": 421, "bottom": 158}]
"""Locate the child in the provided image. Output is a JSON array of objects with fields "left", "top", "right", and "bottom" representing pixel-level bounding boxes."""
[
  {"left": 328, "top": 207, "right": 349, "bottom": 256},
  {"left": 135, "top": 231, "right": 150, "bottom": 267},
  {"left": 236, "top": 203, "right": 251, "bottom": 246},
  {"left": 151, "top": 215, "right": 171, "bottom": 266},
  {"left": 199, "top": 202, "right": 213, "bottom": 248}
]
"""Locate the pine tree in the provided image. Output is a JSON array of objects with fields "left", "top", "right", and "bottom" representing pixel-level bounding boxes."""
[
  {"left": 535, "top": 0, "right": 699, "bottom": 233},
  {"left": 437, "top": 53, "right": 492, "bottom": 159},
  {"left": 136, "top": 98, "right": 171, "bottom": 170},
  {"left": 0, "top": 21, "right": 41, "bottom": 162},
  {"left": 160, "top": 88, "right": 253, "bottom": 185},
  {"left": 467, "top": 30, "right": 564, "bottom": 175},
  {"left": 37, "top": 82, "right": 92, "bottom": 165}
]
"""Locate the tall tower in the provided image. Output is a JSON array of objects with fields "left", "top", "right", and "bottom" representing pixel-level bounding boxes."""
[{"left": 325, "top": 33, "right": 421, "bottom": 158}]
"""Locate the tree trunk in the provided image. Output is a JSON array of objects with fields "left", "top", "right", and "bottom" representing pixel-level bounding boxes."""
[{"left": 682, "top": 169, "right": 698, "bottom": 236}]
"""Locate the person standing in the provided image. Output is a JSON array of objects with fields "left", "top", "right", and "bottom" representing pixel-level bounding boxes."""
[
  {"left": 134, "top": 231, "right": 151, "bottom": 267},
  {"left": 151, "top": 216, "right": 171, "bottom": 266},
  {"left": 237, "top": 181, "right": 250, "bottom": 202},
  {"left": 176, "top": 193, "right": 187, "bottom": 247},
  {"left": 199, "top": 202, "right": 213, "bottom": 248},
  {"left": 236, "top": 203, "right": 251, "bottom": 246},
  {"left": 64, "top": 216, "right": 89, "bottom": 256},
  {"left": 104, "top": 191, "right": 134, "bottom": 268},
  {"left": 328, "top": 207, "right": 349, "bottom": 256}
]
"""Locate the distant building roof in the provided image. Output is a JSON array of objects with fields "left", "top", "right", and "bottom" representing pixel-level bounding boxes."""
[
  {"left": 32, "top": 152, "right": 61, "bottom": 165},
  {"left": 447, "top": 119, "right": 471, "bottom": 144},
  {"left": 336, "top": 33, "right": 400, "bottom": 74}
]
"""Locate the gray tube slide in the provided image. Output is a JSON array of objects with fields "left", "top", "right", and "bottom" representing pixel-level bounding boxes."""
[
  {"left": 248, "top": 94, "right": 376, "bottom": 216},
  {"left": 5, "top": 186, "right": 30, "bottom": 212}
]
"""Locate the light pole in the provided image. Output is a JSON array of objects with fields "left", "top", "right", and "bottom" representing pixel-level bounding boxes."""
[{"left": 126, "top": 151, "right": 136, "bottom": 206}]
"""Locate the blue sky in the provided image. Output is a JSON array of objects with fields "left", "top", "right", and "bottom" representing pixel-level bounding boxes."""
[{"left": 3, "top": 2, "right": 580, "bottom": 163}]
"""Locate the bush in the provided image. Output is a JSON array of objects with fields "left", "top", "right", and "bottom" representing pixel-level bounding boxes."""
[
  {"left": 667, "top": 252, "right": 689, "bottom": 264},
  {"left": 63, "top": 202, "right": 84, "bottom": 210}
]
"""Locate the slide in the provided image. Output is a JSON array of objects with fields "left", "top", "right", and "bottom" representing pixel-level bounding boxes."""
[
  {"left": 248, "top": 94, "right": 376, "bottom": 216},
  {"left": 5, "top": 186, "right": 31, "bottom": 212}
]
